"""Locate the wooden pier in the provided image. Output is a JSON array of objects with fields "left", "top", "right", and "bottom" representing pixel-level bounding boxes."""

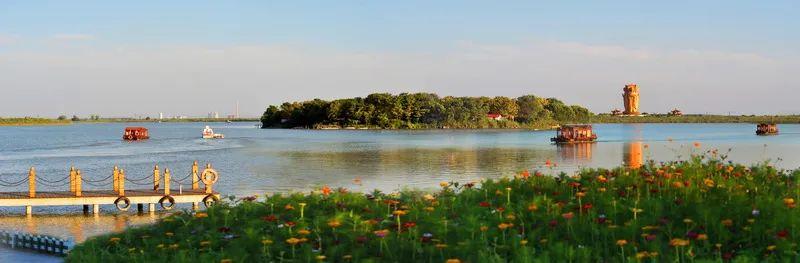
[{"left": 0, "top": 161, "right": 221, "bottom": 215}]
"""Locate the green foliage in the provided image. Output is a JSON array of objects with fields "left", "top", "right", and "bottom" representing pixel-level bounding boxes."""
[
  {"left": 592, "top": 114, "right": 800, "bottom": 124},
  {"left": 0, "top": 117, "right": 70, "bottom": 126},
  {"left": 260, "top": 93, "right": 592, "bottom": 129},
  {"left": 69, "top": 156, "right": 800, "bottom": 262}
]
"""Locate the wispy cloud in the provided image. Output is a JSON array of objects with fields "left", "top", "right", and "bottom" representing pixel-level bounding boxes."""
[
  {"left": 51, "top": 33, "right": 95, "bottom": 41},
  {"left": 0, "top": 34, "right": 19, "bottom": 45}
]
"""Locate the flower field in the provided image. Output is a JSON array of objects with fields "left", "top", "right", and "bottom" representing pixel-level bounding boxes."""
[{"left": 68, "top": 154, "right": 800, "bottom": 262}]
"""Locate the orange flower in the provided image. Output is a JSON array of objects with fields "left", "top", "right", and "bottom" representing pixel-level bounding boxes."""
[
  {"left": 297, "top": 229, "right": 311, "bottom": 235},
  {"left": 498, "top": 223, "right": 514, "bottom": 230},
  {"left": 284, "top": 204, "right": 295, "bottom": 210},
  {"left": 353, "top": 177, "right": 362, "bottom": 185},
  {"left": 616, "top": 239, "right": 628, "bottom": 246},
  {"left": 562, "top": 212, "right": 574, "bottom": 220},
  {"left": 320, "top": 185, "right": 332, "bottom": 196},
  {"left": 328, "top": 220, "right": 342, "bottom": 228},
  {"left": 286, "top": 237, "right": 301, "bottom": 245},
  {"left": 669, "top": 238, "right": 690, "bottom": 247},
  {"left": 703, "top": 178, "right": 715, "bottom": 187},
  {"left": 392, "top": 210, "right": 408, "bottom": 216},
  {"left": 721, "top": 219, "right": 733, "bottom": 227},
  {"left": 693, "top": 142, "right": 701, "bottom": 148},
  {"left": 784, "top": 198, "right": 796, "bottom": 208},
  {"left": 527, "top": 203, "right": 539, "bottom": 211},
  {"left": 440, "top": 181, "right": 450, "bottom": 188}
]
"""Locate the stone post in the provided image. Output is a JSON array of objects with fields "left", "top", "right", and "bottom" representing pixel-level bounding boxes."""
[
  {"left": 112, "top": 166, "right": 119, "bottom": 193},
  {"left": 191, "top": 161, "right": 199, "bottom": 190},
  {"left": 153, "top": 165, "right": 160, "bottom": 191},
  {"left": 163, "top": 168, "right": 170, "bottom": 195},
  {"left": 69, "top": 167, "right": 76, "bottom": 193},
  {"left": 75, "top": 170, "right": 82, "bottom": 197},
  {"left": 118, "top": 169, "right": 125, "bottom": 196},
  {"left": 28, "top": 167, "right": 35, "bottom": 198}
]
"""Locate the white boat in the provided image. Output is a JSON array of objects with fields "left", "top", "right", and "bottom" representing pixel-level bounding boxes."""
[{"left": 202, "top": 126, "right": 224, "bottom": 139}]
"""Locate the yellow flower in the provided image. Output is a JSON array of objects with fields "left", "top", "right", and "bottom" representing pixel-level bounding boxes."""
[
  {"left": 286, "top": 237, "right": 301, "bottom": 245},
  {"left": 435, "top": 244, "right": 448, "bottom": 249},
  {"left": 703, "top": 178, "right": 715, "bottom": 187},
  {"left": 616, "top": 240, "right": 628, "bottom": 246},
  {"left": 200, "top": 240, "right": 211, "bottom": 246},
  {"left": 423, "top": 194, "right": 435, "bottom": 201},
  {"left": 721, "top": 219, "right": 733, "bottom": 227},
  {"left": 261, "top": 239, "right": 273, "bottom": 245},
  {"left": 109, "top": 237, "right": 121, "bottom": 243},
  {"left": 683, "top": 218, "right": 694, "bottom": 224},
  {"left": 696, "top": 234, "right": 708, "bottom": 240},
  {"left": 439, "top": 181, "right": 449, "bottom": 188},
  {"left": 165, "top": 232, "right": 174, "bottom": 237},
  {"left": 328, "top": 220, "right": 342, "bottom": 228},
  {"left": 767, "top": 245, "right": 777, "bottom": 251},
  {"left": 598, "top": 187, "right": 607, "bottom": 192},
  {"left": 297, "top": 229, "right": 311, "bottom": 236},
  {"left": 498, "top": 223, "right": 514, "bottom": 230},
  {"left": 636, "top": 252, "right": 649, "bottom": 259},
  {"left": 220, "top": 259, "right": 233, "bottom": 263},
  {"left": 392, "top": 210, "right": 408, "bottom": 216},
  {"left": 195, "top": 212, "right": 208, "bottom": 218},
  {"left": 342, "top": 255, "right": 353, "bottom": 260},
  {"left": 446, "top": 259, "right": 461, "bottom": 263},
  {"left": 480, "top": 226, "right": 489, "bottom": 232},
  {"left": 520, "top": 239, "right": 528, "bottom": 246},
  {"left": 169, "top": 244, "right": 179, "bottom": 249},
  {"left": 540, "top": 239, "right": 548, "bottom": 244},
  {"left": 316, "top": 255, "right": 326, "bottom": 261},
  {"left": 424, "top": 206, "right": 435, "bottom": 212},
  {"left": 527, "top": 203, "right": 539, "bottom": 211},
  {"left": 669, "top": 238, "right": 690, "bottom": 247},
  {"left": 576, "top": 192, "right": 586, "bottom": 198}
]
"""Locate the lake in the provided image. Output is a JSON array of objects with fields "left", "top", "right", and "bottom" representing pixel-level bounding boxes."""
[{"left": 0, "top": 122, "right": 798, "bottom": 260}]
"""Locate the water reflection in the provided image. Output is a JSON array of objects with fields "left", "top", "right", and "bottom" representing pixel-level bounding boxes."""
[
  {"left": 557, "top": 143, "right": 594, "bottom": 162},
  {"left": 624, "top": 141, "right": 644, "bottom": 169}
]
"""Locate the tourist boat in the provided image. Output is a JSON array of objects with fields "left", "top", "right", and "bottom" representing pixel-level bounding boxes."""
[
  {"left": 756, "top": 123, "right": 778, "bottom": 135},
  {"left": 123, "top": 127, "right": 149, "bottom": 141},
  {"left": 202, "top": 126, "right": 225, "bottom": 139},
  {"left": 551, "top": 124, "right": 597, "bottom": 143}
]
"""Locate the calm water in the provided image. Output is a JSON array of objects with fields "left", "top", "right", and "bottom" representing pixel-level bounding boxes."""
[{"left": 0, "top": 122, "right": 799, "bottom": 260}]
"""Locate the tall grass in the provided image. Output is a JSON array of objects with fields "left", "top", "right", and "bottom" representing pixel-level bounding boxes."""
[{"left": 68, "top": 152, "right": 800, "bottom": 262}]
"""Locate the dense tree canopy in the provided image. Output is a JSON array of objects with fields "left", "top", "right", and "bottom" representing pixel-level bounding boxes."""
[{"left": 261, "top": 93, "right": 593, "bottom": 129}]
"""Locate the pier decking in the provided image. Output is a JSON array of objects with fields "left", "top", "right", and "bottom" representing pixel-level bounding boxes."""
[{"left": 0, "top": 162, "right": 221, "bottom": 215}]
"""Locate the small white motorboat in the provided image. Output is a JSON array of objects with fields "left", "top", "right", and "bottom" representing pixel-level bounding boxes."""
[{"left": 202, "top": 126, "right": 224, "bottom": 139}]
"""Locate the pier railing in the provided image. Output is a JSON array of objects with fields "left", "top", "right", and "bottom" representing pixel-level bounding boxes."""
[
  {"left": 0, "top": 230, "right": 73, "bottom": 256},
  {"left": 0, "top": 161, "right": 220, "bottom": 215}
]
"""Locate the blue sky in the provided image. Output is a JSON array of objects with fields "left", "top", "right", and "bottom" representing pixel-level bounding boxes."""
[{"left": 1, "top": 1, "right": 798, "bottom": 117}]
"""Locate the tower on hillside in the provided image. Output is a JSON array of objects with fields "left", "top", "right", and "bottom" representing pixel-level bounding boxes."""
[{"left": 622, "top": 83, "right": 640, "bottom": 115}]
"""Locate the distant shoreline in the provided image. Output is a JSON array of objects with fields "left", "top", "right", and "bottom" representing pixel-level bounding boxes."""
[{"left": 0, "top": 118, "right": 260, "bottom": 127}]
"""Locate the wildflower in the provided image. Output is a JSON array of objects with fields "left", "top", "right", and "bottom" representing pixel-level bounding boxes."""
[
  {"left": 752, "top": 209, "right": 760, "bottom": 216},
  {"left": 423, "top": 194, "right": 435, "bottom": 201},
  {"left": 342, "top": 255, "right": 353, "bottom": 260},
  {"left": 520, "top": 239, "right": 528, "bottom": 246},
  {"left": 165, "top": 232, "right": 174, "bottom": 237},
  {"left": 540, "top": 239, "right": 548, "bottom": 244},
  {"left": 200, "top": 240, "right": 211, "bottom": 246},
  {"left": 498, "top": 223, "right": 514, "bottom": 230},
  {"left": 286, "top": 237, "right": 301, "bottom": 245},
  {"left": 403, "top": 221, "right": 417, "bottom": 229},
  {"left": 576, "top": 192, "right": 586, "bottom": 198},
  {"left": 297, "top": 229, "right": 311, "bottom": 236},
  {"left": 156, "top": 244, "right": 165, "bottom": 249},
  {"left": 669, "top": 238, "right": 690, "bottom": 247},
  {"left": 683, "top": 218, "right": 693, "bottom": 224},
  {"left": 527, "top": 203, "right": 539, "bottom": 211},
  {"left": 636, "top": 252, "right": 649, "bottom": 260},
  {"left": 169, "top": 244, "right": 179, "bottom": 249},
  {"left": 392, "top": 210, "right": 408, "bottom": 216},
  {"left": 321, "top": 185, "right": 332, "bottom": 196},
  {"left": 767, "top": 245, "right": 777, "bottom": 251},
  {"left": 721, "top": 219, "right": 733, "bottom": 227},
  {"left": 435, "top": 244, "right": 448, "bottom": 249},
  {"left": 672, "top": 181, "right": 684, "bottom": 188},
  {"left": 597, "top": 175, "right": 608, "bottom": 183},
  {"left": 479, "top": 201, "right": 491, "bottom": 207},
  {"left": 316, "top": 255, "right": 326, "bottom": 261},
  {"left": 374, "top": 229, "right": 390, "bottom": 238},
  {"left": 616, "top": 240, "right": 628, "bottom": 246},
  {"left": 562, "top": 212, "right": 574, "bottom": 220},
  {"left": 703, "top": 178, "right": 715, "bottom": 187},
  {"left": 284, "top": 204, "right": 295, "bottom": 210},
  {"left": 693, "top": 142, "right": 701, "bottom": 148},
  {"left": 446, "top": 259, "right": 461, "bottom": 263},
  {"left": 220, "top": 259, "right": 232, "bottom": 263},
  {"left": 195, "top": 212, "right": 208, "bottom": 218},
  {"left": 777, "top": 229, "right": 789, "bottom": 239},
  {"left": 262, "top": 215, "right": 278, "bottom": 222},
  {"left": 328, "top": 220, "right": 341, "bottom": 228},
  {"left": 696, "top": 234, "right": 708, "bottom": 240},
  {"left": 480, "top": 226, "right": 489, "bottom": 232},
  {"left": 109, "top": 237, "right": 121, "bottom": 243},
  {"left": 261, "top": 239, "right": 273, "bottom": 245},
  {"left": 598, "top": 187, "right": 607, "bottom": 192},
  {"left": 440, "top": 181, "right": 449, "bottom": 188}
]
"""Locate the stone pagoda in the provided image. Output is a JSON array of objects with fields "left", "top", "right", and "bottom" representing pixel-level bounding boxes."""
[{"left": 622, "top": 83, "right": 640, "bottom": 115}]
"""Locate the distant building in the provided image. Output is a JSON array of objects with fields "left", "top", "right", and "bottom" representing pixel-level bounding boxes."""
[
  {"left": 622, "top": 83, "right": 640, "bottom": 115},
  {"left": 487, "top": 113, "right": 506, "bottom": 121},
  {"left": 208, "top": 112, "right": 219, "bottom": 119},
  {"left": 611, "top": 109, "right": 622, "bottom": 116},
  {"left": 669, "top": 108, "right": 683, "bottom": 116}
]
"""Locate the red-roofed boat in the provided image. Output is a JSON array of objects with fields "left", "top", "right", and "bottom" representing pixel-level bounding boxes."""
[{"left": 123, "top": 127, "right": 149, "bottom": 141}]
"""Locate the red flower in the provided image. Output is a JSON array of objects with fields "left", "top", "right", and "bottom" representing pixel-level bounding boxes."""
[
  {"left": 321, "top": 185, "right": 332, "bottom": 196},
  {"left": 582, "top": 203, "right": 593, "bottom": 210},
  {"left": 520, "top": 170, "right": 530, "bottom": 179},
  {"left": 479, "top": 202, "right": 491, "bottom": 208},
  {"left": 285, "top": 221, "right": 296, "bottom": 227},
  {"left": 549, "top": 220, "right": 558, "bottom": 227},
  {"left": 535, "top": 171, "right": 544, "bottom": 177},
  {"left": 777, "top": 229, "right": 789, "bottom": 239},
  {"left": 403, "top": 222, "right": 417, "bottom": 229},
  {"left": 261, "top": 215, "right": 277, "bottom": 222},
  {"left": 217, "top": 227, "right": 231, "bottom": 233}
]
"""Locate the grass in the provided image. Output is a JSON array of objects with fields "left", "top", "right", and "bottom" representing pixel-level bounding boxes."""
[
  {"left": 0, "top": 117, "right": 71, "bottom": 126},
  {"left": 68, "top": 151, "right": 800, "bottom": 262},
  {"left": 591, "top": 114, "right": 800, "bottom": 124}
]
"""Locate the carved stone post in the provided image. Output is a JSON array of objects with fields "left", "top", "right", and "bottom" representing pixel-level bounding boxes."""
[
  {"left": 112, "top": 166, "right": 119, "bottom": 192},
  {"left": 153, "top": 165, "right": 160, "bottom": 191},
  {"left": 118, "top": 169, "right": 125, "bottom": 196},
  {"left": 69, "top": 166, "right": 76, "bottom": 193},
  {"left": 191, "top": 161, "right": 199, "bottom": 190},
  {"left": 28, "top": 167, "right": 35, "bottom": 198},
  {"left": 75, "top": 170, "right": 82, "bottom": 197},
  {"left": 163, "top": 168, "right": 170, "bottom": 195}
]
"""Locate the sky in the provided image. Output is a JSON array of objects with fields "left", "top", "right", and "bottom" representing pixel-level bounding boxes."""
[{"left": 1, "top": 1, "right": 798, "bottom": 117}]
